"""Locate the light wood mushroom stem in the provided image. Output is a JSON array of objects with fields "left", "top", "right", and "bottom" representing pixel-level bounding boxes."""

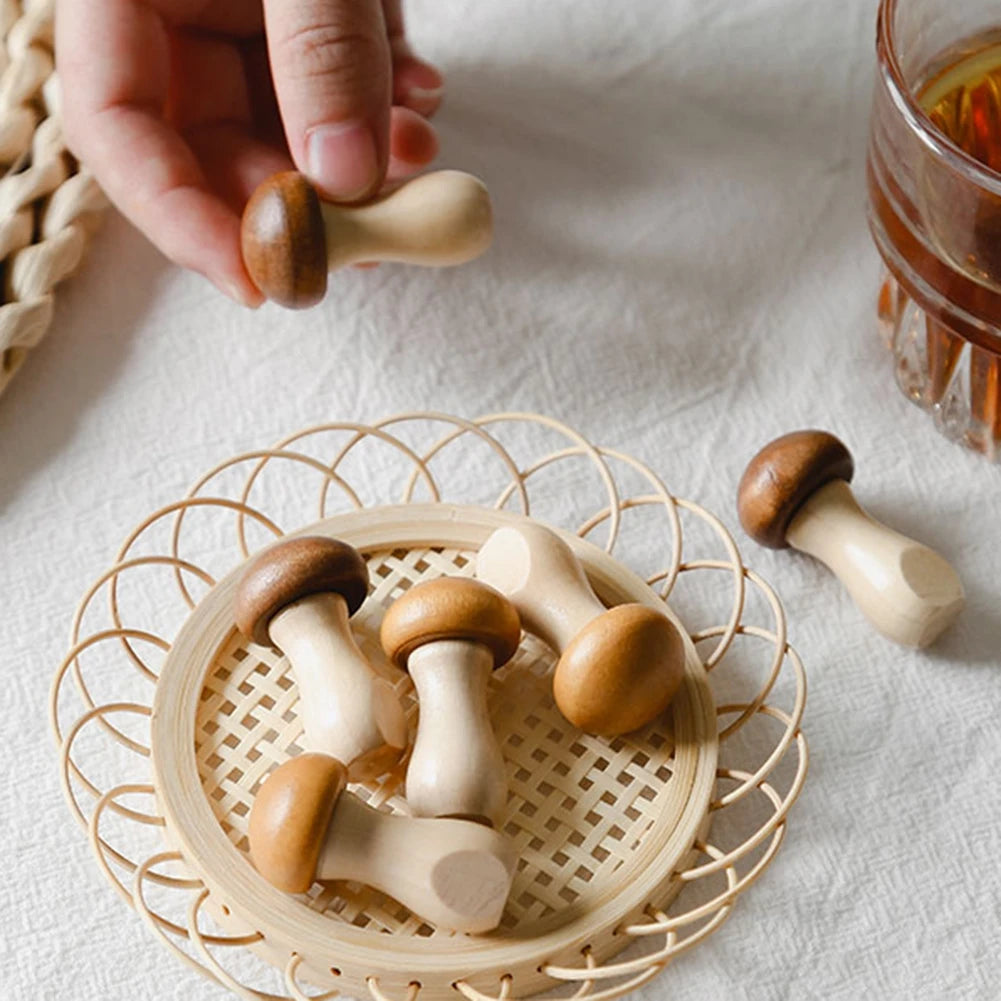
[
  {"left": 316, "top": 793, "right": 516, "bottom": 933},
  {"left": 406, "top": 640, "right": 508, "bottom": 826},
  {"left": 320, "top": 170, "right": 493, "bottom": 270},
  {"left": 475, "top": 524, "right": 603, "bottom": 651},
  {"left": 268, "top": 593, "right": 408, "bottom": 778},
  {"left": 787, "top": 479, "right": 964, "bottom": 648}
]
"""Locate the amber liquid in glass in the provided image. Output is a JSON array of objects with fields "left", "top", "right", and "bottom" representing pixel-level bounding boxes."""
[
  {"left": 870, "top": 34, "right": 1001, "bottom": 453},
  {"left": 925, "top": 44, "right": 1001, "bottom": 166}
]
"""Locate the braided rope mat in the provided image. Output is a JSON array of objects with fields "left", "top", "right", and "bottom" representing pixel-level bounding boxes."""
[{"left": 0, "top": 0, "right": 108, "bottom": 399}]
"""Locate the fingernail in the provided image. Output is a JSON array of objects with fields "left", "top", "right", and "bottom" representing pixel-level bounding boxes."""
[
  {"left": 404, "top": 58, "right": 444, "bottom": 92},
  {"left": 306, "top": 121, "right": 378, "bottom": 201},
  {"left": 400, "top": 62, "right": 444, "bottom": 112},
  {"left": 407, "top": 86, "right": 444, "bottom": 105}
]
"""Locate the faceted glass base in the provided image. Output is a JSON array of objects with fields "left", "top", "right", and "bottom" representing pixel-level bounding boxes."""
[{"left": 879, "top": 271, "right": 1001, "bottom": 460}]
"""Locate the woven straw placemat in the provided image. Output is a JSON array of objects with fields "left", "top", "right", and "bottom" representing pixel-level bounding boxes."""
[{"left": 0, "top": 0, "right": 108, "bottom": 399}]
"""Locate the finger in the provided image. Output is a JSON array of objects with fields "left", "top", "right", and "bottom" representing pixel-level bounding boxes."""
[
  {"left": 392, "top": 55, "right": 444, "bottom": 117},
  {"left": 241, "top": 37, "right": 286, "bottom": 149},
  {"left": 122, "top": 0, "right": 264, "bottom": 35},
  {"left": 90, "top": 109, "right": 262, "bottom": 305},
  {"left": 382, "top": 0, "right": 443, "bottom": 117},
  {"left": 386, "top": 105, "right": 437, "bottom": 181},
  {"left": 56, "top": 0, "right": 261, "bottom": 304},
  {"left": 164, "top": 30, "right": 250, "bottom": 131},
  {"left": 167, "top": 30, "right": 294, "bottom": 204},
  {"left": 264, "top": 0, "right": 391, "bottom": 202},
  {"left": 359, "top": 102, "right": 437, "bottom": 264},
  {"left": 184, "top": 122, "right": 293, "bottom": 212}
]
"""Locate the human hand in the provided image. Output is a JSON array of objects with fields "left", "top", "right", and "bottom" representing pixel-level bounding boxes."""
[{"left": 55, "top": 1, "right": 443, "bottom": 305}]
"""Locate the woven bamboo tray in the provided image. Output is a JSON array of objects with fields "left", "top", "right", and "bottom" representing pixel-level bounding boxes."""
[{"left": 51, "top": 412, "right": 808, "bottom": 1001}]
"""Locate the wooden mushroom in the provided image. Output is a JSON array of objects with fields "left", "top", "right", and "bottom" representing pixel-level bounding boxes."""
[
  {"left": 475, "top": 524, "right": 685, "bottom": 736},
  {"left": 241, "top": 169, "right": 493, "bottom": 308},
  {"left": 737, "top": 429, "right": 964, "bottom": 647},
  {"left": 248, "top": 753, "right": 516, "bottom": 934},
  {"left": 234, "top": 536, "right": 407, "bottom": 781},
  {"left": 380, "top": 578, "right": 520, "bottom": 827}
]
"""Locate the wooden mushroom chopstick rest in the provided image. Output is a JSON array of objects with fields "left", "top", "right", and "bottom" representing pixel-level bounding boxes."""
[
  {"left": 248, "top": 754, "right": 516, "bottom": 934},
  {"left": 241, "top": 169, "right": 494, "bottom": 308},
  {"left": 475, "top": 523, "right": 685, "bottom": 736},
  {"left": 380, "top": 577, "right": 520, "bottom": 828},
  {"left": 234, "top": 537, "right": 408, "bottom": 781},
  {"left": 737, "top": 430, "right": 964, "bottom": 647}
]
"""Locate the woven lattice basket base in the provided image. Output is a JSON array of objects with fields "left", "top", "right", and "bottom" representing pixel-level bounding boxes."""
[{"left": 51, "top": 412, "right": 807, "bottom": 1001}]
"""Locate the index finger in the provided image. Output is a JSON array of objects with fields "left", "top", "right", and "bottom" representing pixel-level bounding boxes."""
[{"left": 55, "top": 0, "right": 262, "bottom": 304}]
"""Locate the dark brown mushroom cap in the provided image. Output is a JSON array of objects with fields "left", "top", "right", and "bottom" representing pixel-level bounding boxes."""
[
  {"left": 737, "top": 430, "right": 855, "bottom": 549},
  {"left": 241, "top": 172, "right": 328, "bottom": 309},
  {"left": 234, "top": 536, "right": 369, "bottom": 646},
  {"left": 248, "top": 753, "right": 347, "bottom": 894},
  {"left": 553, "top": 604, "right": 685, "bottom": 736},
  {"left": 380, "top": 577, "right": 521, "bottom": 672}
]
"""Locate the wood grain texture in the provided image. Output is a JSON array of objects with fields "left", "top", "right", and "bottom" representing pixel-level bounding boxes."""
[
  {"left": 736, "top": 429, "right": 855, "bottom": 549},
  {"left": 249, "top": 751, "right": 516, "bottom": 933},
  {"left": 476, "top": 523, "right": 686, "bottom": 736},
  {"left": 320, "top": 170, "right": 493, "bottom": 271},
  {"left": 404, "top": 639, "right": 509, "bottom": 826},
  {"left": 380, "top": 576, "right": 521, "bottom": 671},
  {"left": 241, "top": 170, "right": 493, "bottom": 308},
  {"left": 234, "top": 535, "right": 369, "bottom": 646},
  {"left": 241, "top": 172, "right": 328, "bottom": 309},
  {"left": 476, "top": 523, "right": 601, "bottom": 651},
  {"left": 554, "top": 603, "right": 685, "bottom": 736},
  {"left": 787, "top": 479, "right": 964, "bottom": 647},
  {"left": 234, "top": 536, "right": 404, "bottom": 778},
  {"left": 381, "top": 578, "right": 517, "bottom": 823},
  {"left": 317, "top": 790, "right": 516, "bottom": 934},
  {"left": 739, "top": 432, "right": 963, "bottom": 646},
  {"left": 248, "top": 753, "right": 347, "bottom": 894},
  {"left": 266, "top": 593, "right": 408, "bottom": 778}
]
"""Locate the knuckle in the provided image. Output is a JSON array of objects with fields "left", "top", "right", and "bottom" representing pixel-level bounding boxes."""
[{"left": 277, "top": 22, "right": 385, "bottom": 87}]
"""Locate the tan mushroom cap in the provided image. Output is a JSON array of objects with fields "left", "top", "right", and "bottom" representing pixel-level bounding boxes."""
[
  {"left": 553, "top": 603, "right": 685, "bottom": 736},
  {"left": 234, "top": 536, "right": 370, "bottom": 646},
  {"left": 380, "top": 577, "right": 521, "bottom": 672},
  {"left": 241, "top": 172, "right": 328, "bottom": 309},
  {"left": 248, "top": 753, "right": 347, "bottom": 894},
  {"left": 737, "top": 430, "right": 854, "bottom": 549}
]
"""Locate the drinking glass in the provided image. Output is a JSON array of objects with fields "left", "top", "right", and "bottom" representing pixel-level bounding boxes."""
[{"left": 867, "top": 0, "right": 1001, "bottom": 458}]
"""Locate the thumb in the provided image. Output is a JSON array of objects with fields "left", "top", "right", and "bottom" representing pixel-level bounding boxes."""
[{"left": 264, "top": 0, "right": 391, "bottom": 201}]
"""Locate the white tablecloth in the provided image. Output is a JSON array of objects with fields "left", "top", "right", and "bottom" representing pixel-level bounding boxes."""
[{"left": 4, "top": 0, "right": 998, "bottom": 997}]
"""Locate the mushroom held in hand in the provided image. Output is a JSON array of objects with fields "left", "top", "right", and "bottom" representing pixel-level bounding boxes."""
[
  {"left": 475, "top": 523, "right": 685, "bottom": 736},
  {"left": 737, "top": 429, "right": 964, "bottom": 647},
  {"left": 380, "top": 577, "right": 520, "bottom": 827},
  {"left": 234, "top": 536, "right": 407, "bottom": 780},
  {"left": 241, "top": 170, "right": 494, "bottom": 308},
  {"left": 248, "top": 754, "right": 516, "bottom": 934}
]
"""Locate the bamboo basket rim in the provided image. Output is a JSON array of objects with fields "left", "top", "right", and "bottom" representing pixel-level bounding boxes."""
[
  {"left": 151, "top": 504, "right": 718, "bottom": 980},
  {"left": 50, "top": 411, "right": 809, "bottom": 1001}
]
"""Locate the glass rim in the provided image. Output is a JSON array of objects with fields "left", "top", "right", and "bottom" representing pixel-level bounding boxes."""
[{"left": 878, "top": 0, "right": 1001, "bottom": 196}]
